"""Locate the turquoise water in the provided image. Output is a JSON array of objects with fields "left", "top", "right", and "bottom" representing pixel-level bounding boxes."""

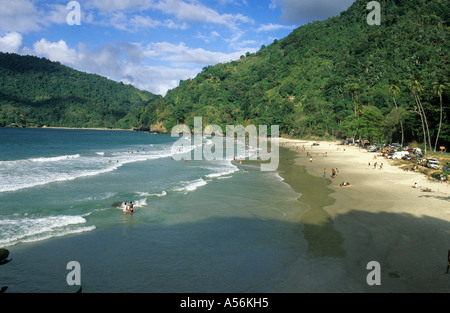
[{"left": 0, "top": 128, "right": 312, "bottom": 292}]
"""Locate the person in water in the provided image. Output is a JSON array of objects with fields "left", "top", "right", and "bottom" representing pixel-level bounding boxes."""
[
  {"left": 122, "top": 202, "right": 128, "bottom": 215},
  {"left": 129, "top": 201, "right": 134, "bottom": 215}
]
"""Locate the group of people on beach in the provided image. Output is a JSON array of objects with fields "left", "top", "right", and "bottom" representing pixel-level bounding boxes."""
[
  {"left": 122, "top": 201, "right": 134, "bottom": 215},
  {"left": 369, "top": 161, "right": 383, "bottom": 170},
  {"left": 323, "top": 168, "right": 339, "bottom": 179}
]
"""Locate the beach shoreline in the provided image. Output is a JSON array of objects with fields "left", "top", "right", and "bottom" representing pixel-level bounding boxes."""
[
  {"left": 42, "top": 126, "right": 134, "bottom": 131},
  {"left": 276, "top": 138, "right": 450, "bottom": 292}
]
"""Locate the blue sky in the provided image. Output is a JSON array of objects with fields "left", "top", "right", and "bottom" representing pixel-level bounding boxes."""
[{"left": 0, "top": 0, "right": 355, "bottom": 95}]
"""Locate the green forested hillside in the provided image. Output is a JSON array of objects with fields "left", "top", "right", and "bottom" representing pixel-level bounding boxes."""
[
  {"left": 0, "top": 53, "right": 160, "bottom": 129},
  {"left": 1, "top": 0, "right": 448, "bottom": 150},
  {"left": 140, "top": 0, "right": 449, "bottom": 150}
]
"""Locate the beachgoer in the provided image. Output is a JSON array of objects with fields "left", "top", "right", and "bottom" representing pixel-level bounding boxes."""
[
  {"left": 129, "top": 201, "right": 134, "bottom": 215},
  {"left": 331, "top": 168, "right": 336, "bottom": 178},
  {"left": 412, "top": 182, "right": 418, "bottom": 188},
  {"left": 323, "top": 168, "right": 326, "bottom": 178},
  {"left": 309, "top": 157, "right": 312, "bottom": 162},
  {"left": 122, "top": 202, "right": 128, "bottom": 215}
]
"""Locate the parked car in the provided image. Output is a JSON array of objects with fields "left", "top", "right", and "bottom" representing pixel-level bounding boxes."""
[
  {"left": 426, "top": 158, "right": 440, "bottom": 169},
  {"left": 392, "top": 151, "right": 410, "bottom": 160}
]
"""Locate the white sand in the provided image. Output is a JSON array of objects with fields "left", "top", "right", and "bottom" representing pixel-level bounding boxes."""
[{"left": 277, "top": 138, "right": 450, "bottom": 292}]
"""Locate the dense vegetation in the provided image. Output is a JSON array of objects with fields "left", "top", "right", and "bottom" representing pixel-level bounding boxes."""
[
  {"left": 139, "top": 0, "right": 449, "bottom": 151},
  {"left": 1, "top": 0, "right": 448, "bottom": 151},
  {"left": 0, "top": 53, "right": 159, "bottom": 129}
]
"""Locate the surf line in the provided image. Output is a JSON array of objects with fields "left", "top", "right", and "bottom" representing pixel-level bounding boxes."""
[{"left": 170, "top": 117, "right": 279, "bottom": 172}]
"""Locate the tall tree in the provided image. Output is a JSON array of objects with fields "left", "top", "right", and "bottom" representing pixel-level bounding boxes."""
[
  {"left": 432, "top": 79, "right": 447, "bottom": 152},
  {"left": 389, "top": 84, "right": 405, "bottom": 146},
  {"left": 409, "top": 79, "right": 431, "bottom": 154}
]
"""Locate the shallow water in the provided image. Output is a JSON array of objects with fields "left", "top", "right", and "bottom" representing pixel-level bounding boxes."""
[{"left": 1, "top": 128, "right": 322, "bottom": 292}]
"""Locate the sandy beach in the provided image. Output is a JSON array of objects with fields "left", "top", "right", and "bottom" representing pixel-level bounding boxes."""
[{"left": 276, "top": 138, "right": 450, "bottom": 292}]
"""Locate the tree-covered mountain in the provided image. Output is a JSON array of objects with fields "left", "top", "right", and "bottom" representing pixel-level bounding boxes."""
[
  {"left": 0, "top": 53, "right": 160, "bottom": 129},
  {"left": 139, "top": 0, "right": 449, "bottom": 150},
  {"left": 1, "top": 0, "right": 448, "bottom": 150}
]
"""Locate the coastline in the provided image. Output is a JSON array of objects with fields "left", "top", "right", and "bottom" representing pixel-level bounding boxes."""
[
  {"left": 1, "top": 126, "right": 135, "bottom": 131},
  {"left": 276, "top": 138, "right": 450, "bottom": 292},
  {"left": 42, "top": 126, "right": 134, "bottom": 131}
]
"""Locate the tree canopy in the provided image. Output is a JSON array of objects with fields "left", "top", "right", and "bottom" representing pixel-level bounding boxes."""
[
  {"left": 1, "top": 0, "right": 448, "bottom": 149},
  {"left": 139, "top": 0, "right": 449, "bottom": 148},
  {"left": 0, "top": 53, "right": 160, "bottom": 129}
]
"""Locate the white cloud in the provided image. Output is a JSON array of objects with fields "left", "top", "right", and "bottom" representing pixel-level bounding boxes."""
[
  {"left": 87, "top": 0, "right": 156, "bottom": 12},
  {"left": 0, "top": 32, "right": 23, "bottom": 53},
  {"left": 271, "top": 0, "right": 355, "bottom": 24},
  {"left": 143, "top": 41, "right": 253, "bottom": 67},
  {"left": 121, "top": 64, "right": 200, "bottom": 96},
  {"left": 33, "top": 38, "right": 81, "bottom": 65},
  {"left": 42, "top": 4, "right": 70, "bottom": 26},
  {"left": 0, "top": 0, "right": 75, "bottom": 33},
  {"left": 96, "top": 10, "right": 188, "bottom": 32},
  {"left": 0, "top": 0, "right": 41, "bottom": 33},
  {"left": 155, "top": 0, "right": 252, "bottom": 27},
  {"left": 87, "top": 0, "right": 252, "bottom": 31},
  {"left": 195, "top": 31, "right": 220, "bottom": 43},
  {"left": 30, "top": 38, "right": 252, "bottom": 96},
  {"left": 257, "top": 23, "right": 295, "bottom": 32}
]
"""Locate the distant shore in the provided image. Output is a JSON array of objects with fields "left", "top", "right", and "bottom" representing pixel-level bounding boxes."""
[
  {"left": 41, "top": 126, "right": 134, "bottom": 131},
  {"left": 275, "top": 138, "right": 450, "bottom": 292},
  {"left": 1, "top": 125, "right": 135, "bottom": 131}
]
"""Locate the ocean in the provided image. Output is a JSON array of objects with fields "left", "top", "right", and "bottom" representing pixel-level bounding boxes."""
[{"left": 0, "top": 127, "right": 325, "bottom": 293}]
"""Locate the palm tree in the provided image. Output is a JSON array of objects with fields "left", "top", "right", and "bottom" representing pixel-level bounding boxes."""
[
  {"left": 409, "top": 79, "right": 431, "bottom": 154},
  {"left": 389, "top": 84, "right": 404, "bottom": 146},
  {"left": 432, "top": 79, "right": 447, "bottom": 152}
]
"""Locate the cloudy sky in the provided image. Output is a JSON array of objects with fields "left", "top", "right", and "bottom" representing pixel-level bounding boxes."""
[{"left": 0, "top": 0, "right": 355, "bottom": 96}]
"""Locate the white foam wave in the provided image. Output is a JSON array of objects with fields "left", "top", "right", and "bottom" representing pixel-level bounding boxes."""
[
  {"left": 174, "top": 178, "right": 208, "bottom": 193},
  {"left": 205, "top": 167, "right": 238, "bottom": 178},
  {"left": 133, "top": 198, "right": 147, "bottom": 208},
  {"left": 0, "top": 162, "right": 122, "bottom": 193},
  {"left": 0, "top": 154, "right": 80, "bottom": 165},
  {"left": 274, "top": 173, "right": 284, "bottom": 182},
  {"left": 136, "top": 191, "right": 167, "bottom": 197},
  {"left": 217, "top": 175, "right": 233, "bottom": 180},
  {"left": 0, "top": 147, "right": 175, "bottom": 193},
  {"left": 0, "top": 215, "right": 95, "bottom": 248}
]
